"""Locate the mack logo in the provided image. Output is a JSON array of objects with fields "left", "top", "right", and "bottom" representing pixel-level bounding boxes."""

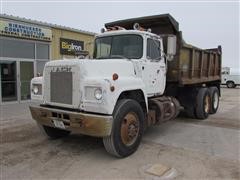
[{"left": 51, "top": 66, "right": 72, "bottom": 72}]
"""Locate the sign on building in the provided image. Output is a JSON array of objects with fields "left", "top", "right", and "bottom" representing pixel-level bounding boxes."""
[
  {"left": 0, "top": 19, "right": 52, "bottom": 41},
  {"left": 60, "top": 38, "right": 85, "bottom": 56}
]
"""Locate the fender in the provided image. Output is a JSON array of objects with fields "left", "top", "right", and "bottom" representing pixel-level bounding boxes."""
[
  {"left": 81, "top": 76, "right": 148, "bottom": 115},
  {"left": 107, "top": 76, "right": 148, "bottom": 114},
  {"left": 100, "top": 76, "right": 148, "bottom": 114}
]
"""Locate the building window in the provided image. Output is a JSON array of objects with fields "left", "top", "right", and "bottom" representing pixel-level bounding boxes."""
[
  {"left": 0, "top": 39, "right": 35, "bottom": 59},
  {"left": 36, "top": 43, "right": 49, "bottom": 59},
  {"left": 36, "top": 60, "right": 47, "bottom": 76}
]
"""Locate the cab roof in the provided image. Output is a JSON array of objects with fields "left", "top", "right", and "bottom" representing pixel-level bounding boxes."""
[{"left": 96, "top": 29, "right": 160, "bottom": 39}]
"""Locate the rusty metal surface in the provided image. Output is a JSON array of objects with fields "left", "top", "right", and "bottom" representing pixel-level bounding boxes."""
[
  {"left": 120, "top": 112, "right": 140, "bottom": 146},
  {"left": 147, "top": 96, "right": 181, "bottom": 126},
  {"left": 29, "top": 105, "right": 113, "bottom": 137},
  {"left": 175, "top": 44, "right": 222, "bottom": 85}
]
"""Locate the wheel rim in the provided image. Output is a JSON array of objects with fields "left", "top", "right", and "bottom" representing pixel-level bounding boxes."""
[
  {"left": 120, "top": 112, "right": 140, "bottom": 146},
  {"left": 204, "top": 95, "right": 210, "bottom": 113},
  {"left": 213, "top": 92, "right": 219, "bottom": 109}
]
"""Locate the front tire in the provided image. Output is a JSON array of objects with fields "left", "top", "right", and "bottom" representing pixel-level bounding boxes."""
[
  {"left": 103, "top": 99, "right": 144, "bottom": 158},
  {"left": 41, "top": 125, "right": 70, "bottom": 139}
]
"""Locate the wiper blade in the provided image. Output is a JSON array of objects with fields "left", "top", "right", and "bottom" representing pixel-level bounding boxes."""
[
  {"left": 96, "top": 55, "right": 130, "bottom": 60},
  {"left": 96, "top": 55, "right": 110, "bottom": 59},
  {"left": 109, "top": 55, "right": 130, "bottom": 60}
]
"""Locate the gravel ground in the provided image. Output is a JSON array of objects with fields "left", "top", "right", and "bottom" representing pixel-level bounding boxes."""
[{"left": 0, "top": 87, "right": 239, "bottom": 179}]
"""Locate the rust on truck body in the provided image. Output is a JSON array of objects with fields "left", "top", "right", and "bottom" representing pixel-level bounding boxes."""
[
  {"left": 175, "top": 43, "right": 221, "bottom": 85},
  {"left": 106, "top": 14, "right": 222, "bottom": 86},
  {"left": 29, "top": 106, "right": 113, "bottom": 137}
]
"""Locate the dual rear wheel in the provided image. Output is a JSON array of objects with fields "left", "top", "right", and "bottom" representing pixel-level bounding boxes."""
[{"left": 186, "top": 86, "right": 219, "bottom": 120}]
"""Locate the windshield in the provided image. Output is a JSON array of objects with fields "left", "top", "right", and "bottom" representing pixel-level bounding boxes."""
[{"left": 93, "top": 34, "right": 143, "bottom": 59}]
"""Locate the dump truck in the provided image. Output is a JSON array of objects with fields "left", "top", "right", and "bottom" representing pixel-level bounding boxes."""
[{"left": 30, "top": 14, "right": 222, "bottom": 157}]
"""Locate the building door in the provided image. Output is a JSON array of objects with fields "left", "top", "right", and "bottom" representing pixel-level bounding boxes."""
[
  {"left": 0, "top": 61, "right": 18, "bottom": 102},
  {"left": 19, "top": 61, "right": 34, "bottom": 101},
  {"left": 18, "top": 61, "right": 34, "bottom": 101},
  {"left": 0, "top": 60, "right": 34, "bottom": 103}
]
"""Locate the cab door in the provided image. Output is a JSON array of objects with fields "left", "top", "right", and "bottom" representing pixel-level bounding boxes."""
[{"left": 142, "top": 38, "right": 166, "bottom": 96}]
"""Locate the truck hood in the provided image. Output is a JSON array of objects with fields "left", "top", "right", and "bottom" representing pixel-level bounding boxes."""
[
  {"left": 43, "top": 59, "right": 141, "bottom": 111},
  {"left": 45, "top": 59, "right": 135, "bottom": 78}
]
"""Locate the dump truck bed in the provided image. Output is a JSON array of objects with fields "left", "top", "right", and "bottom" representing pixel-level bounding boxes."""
[{"left": 105, "top": 14, "right": 222, "bottom": 86}]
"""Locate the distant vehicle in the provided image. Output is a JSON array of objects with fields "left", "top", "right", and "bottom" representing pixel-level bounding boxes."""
[{"left": 221, "top": 68, "right": 240, "bottom": 88}]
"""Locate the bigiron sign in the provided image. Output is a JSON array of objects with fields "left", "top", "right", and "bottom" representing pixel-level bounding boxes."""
[{"left": 60, "top": 38, "right": 84, "bottom": 55}]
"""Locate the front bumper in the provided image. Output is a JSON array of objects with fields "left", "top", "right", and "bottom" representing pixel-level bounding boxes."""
[{"left": 29, "top": 105, "right": 113, "bottom": 137}]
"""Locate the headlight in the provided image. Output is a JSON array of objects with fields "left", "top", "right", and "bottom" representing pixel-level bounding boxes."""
[
  {"left": 32, "top": 84, "right": 42, "bottom": 95},
  {"left": 94, "top": 88, "right": 102, "bottom": 100},
  {"left": 33, "top": 86, "right": 39, "bottom": 94}
]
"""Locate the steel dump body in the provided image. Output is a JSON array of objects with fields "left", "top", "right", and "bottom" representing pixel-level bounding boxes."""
[{"left": 105, "top": 14, "right": 222, "bottom": 86}]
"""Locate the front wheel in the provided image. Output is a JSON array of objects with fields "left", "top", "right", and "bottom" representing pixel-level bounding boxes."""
[{"left": 103, "top": 99, "right": 144, "bottom": 158}]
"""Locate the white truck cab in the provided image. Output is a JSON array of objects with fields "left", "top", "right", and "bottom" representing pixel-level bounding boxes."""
[
  {"left": 94, "top": 30, "right": 167, "bottom": 96},
  {"left": 31, "top": 30, "right": 176, "bottom": 114}
]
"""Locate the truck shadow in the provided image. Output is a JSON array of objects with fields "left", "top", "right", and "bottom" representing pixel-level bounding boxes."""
[{"left": 54, "top": 133, "right": 103, "bottom": 154}]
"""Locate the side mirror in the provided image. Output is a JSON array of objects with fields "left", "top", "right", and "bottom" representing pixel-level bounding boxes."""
[{"left": 167, "top": 35, "right": 177, "bottom": 61}]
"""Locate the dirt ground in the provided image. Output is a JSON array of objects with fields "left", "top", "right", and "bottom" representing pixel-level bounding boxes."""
[{"left": 0, "top": 87, "right": 239, "bottom": 179}]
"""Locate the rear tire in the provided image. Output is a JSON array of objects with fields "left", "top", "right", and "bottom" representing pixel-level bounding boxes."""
[
  {"left": 227, "top": 81, "right": 235, "bottom": 88},
  {"left": 209, "top": 87, "right": 219, "bottom": 114},
  {"left": 195, "top": 88, "right": 211, "bottom": 120},
  {"left": 42, "top": 125, "right": 70, "bottom": 139},
  {"left": 103, "top": 99, "right": 144, "bottom": 158}
]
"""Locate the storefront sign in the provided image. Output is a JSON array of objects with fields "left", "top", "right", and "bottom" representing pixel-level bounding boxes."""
[
  {"left": 0, "top": 19, "right": 52, "bottom": 41},
  {"left": 60, "top": 38, "right": 84, "bottom": 55}
]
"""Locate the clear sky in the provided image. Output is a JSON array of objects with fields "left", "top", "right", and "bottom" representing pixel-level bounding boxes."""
[{"left": 1, "top": 0, "right": 239, "bottom": 72}]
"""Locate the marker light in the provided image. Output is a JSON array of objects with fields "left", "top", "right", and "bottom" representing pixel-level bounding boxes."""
[{"left": 112, "top": 73, "right": 119, "bottom": 81}]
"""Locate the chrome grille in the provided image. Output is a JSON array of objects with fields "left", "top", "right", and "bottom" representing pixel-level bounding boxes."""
[{"left": 50, "top": 72, "right": 72, "bottom": 104}]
